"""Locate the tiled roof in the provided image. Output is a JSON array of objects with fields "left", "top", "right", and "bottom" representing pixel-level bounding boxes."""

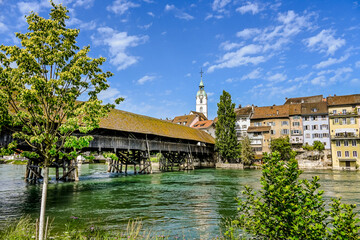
[
  {"left": 284, "top": 95, "right": 323, "bottom": 104},
  {"left": 327, "top": 94, "right": 360, "bottom": 106},
  {"left": 247, "top": 126, "right": 271, "bottom": 132},
  {"left": 100, "top": 109, "right": 215, "bottom": 144},
  {"left": 172, "top": 114, "right": 197, "bottom": 127},
  {"left": 251, "top": 105, "right": 290, "bottom": 119},
  {"left": 235, "top": 106, "right": 253, "bottom": 116},
  {"left": 301, "top": 102, "right": 328, "bottom": 115},
  {"left": 289, "top": 104, "right": 301, "bottom": 116},
  {"left": 189, "top": 111, "right": 207, "bottom": 120},
  {"left": 192, "top": 120, "right": 214, "bottom": 129}
]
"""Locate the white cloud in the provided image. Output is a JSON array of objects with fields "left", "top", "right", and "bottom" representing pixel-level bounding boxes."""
[
  {"left": 329, "top": 67, "right": 352, "bottom": 83},
  {"left": 304, "top": 29, "right": 346, "bottom": 55},
  {"left": 147, "top": 12, "right": 155, "bottom": 17},
  {"left": 204, "top": 13, "right": 223, "bottom": 20},
  {"left": 355, "top": 61, "right": 360, "bottom": 68},
  {"left": 236, "top": 2, "right": 260, "bottom": 15},
  {"left": 107, "top": 0, "right": 140, "bottom": 15},
  {"left": 203, "top": 61, "right": 210, "bottom": 67},
  {"left": 268, "top": 73, "right": 287, "bottom": 82},
  {"left": 94, "top": 27, "right": 148, "bottom": 70},
  {"left": 236, "top": 28, "right": 261, "bottom": 39},
  {"left": 192, "top": 60, "right": 197, "bottom": 64},
  {"left": 0, "top": 21, "right": 8, "bottom": 33},
  {"left": 241, "top": 68, "right": 262, "bottom": 80},
  {"left": 311, "top": 75, "right": 327, "bottom": 86},
  {"left": 138, "top": 23, "right": 152, "bottom": 30},
  {"left": 185, "top": 73, "right": 191, "bottom": 77},
  {"left": 73, "top": 0, "right": 94, "bottom": 8},
  {"left": 17, "top": 1, "right": 42, "bottom": 15},
  {"left": 208, "top": 44, "right": 265, "bottom": 72},
  {"left": 220, "top": 41, "right": 243, "bottom": 51},
  {"left": 165, "top": 4, "right": 175, "bottom": 11},
  {"left": 97, "top": 87, "right": 125, "bottom": 103},
  {"left": 67, "top": 17, "right": 96, "bottom": 30},
  {"left": 212, "top": 0, "right": 231, "bottom": 12},
  {"left": 137, "top": 75, "right": 155, "bottom": 85},
  {"left": 207, "top": 92, "right": 214, "bottom": 97},
  {"left": 165, "top": 4, "right": 194, "bottom": 20},
  {"left": 314, "top": 55, "right": 349, "bottom": 69}
]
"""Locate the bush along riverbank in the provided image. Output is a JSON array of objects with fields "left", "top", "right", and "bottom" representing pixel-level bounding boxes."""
[{"left": 226, "top": 151, "right": 360, "bottom": 239}]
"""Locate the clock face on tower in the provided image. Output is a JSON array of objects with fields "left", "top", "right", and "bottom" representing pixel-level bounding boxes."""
[{"left": 199, "top": 95, "right": 203, "bottom": 100}]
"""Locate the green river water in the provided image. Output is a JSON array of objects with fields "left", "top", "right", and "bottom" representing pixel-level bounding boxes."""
[{"left": 0, "top": 164, "right": 359, "bottom": 239}]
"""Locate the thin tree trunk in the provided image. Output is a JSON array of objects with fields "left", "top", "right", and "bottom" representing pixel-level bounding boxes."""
[{"left": 38, "top": 165, "right": 49, "bottom": 240}]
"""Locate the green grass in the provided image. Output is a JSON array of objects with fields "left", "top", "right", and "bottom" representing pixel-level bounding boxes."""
[{"left": 2, "top": 159, "right": 28, "bottom": 165}]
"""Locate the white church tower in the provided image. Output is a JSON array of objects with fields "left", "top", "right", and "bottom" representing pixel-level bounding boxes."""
[{"left": 196, "top": 69, "right": 208, "bottom": 118}]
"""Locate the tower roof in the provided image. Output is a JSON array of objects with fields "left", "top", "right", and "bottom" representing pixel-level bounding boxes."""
[{"left": 199, "top": 78, "right": 204, "bottom": 87}]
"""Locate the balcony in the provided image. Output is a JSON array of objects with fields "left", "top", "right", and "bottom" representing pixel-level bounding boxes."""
[
  {"left": 331, "top": 132, "right": 360, "bottom": 140},
  {"left": 329, "top": 111, "right": 357, "bottom": 118}
]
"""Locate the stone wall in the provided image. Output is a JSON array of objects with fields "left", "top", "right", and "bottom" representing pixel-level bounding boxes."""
[
  {"left": 295, "top": 149, "right": 332, "bottom": 169},
  {"left": 215, "top": 162, "right": 244, "bottom": 169}
]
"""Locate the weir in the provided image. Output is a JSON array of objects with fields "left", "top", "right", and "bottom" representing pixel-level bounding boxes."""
[{"left": 0, "top": 109, "right": 215, "bottom": 182}]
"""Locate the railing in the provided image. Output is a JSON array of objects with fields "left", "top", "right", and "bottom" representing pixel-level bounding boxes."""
[{"left": 331, "top": 133, "right": 360, "bottom": 139}]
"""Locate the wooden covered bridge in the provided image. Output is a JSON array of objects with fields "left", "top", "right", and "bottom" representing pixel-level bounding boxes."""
[{"left": 0, "top": 109, "right": 215, "bottom": 182}]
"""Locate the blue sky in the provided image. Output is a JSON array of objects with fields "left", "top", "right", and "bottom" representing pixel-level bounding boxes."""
[{"left": 1, "top": 0, "right": 360, "bottom": 120}]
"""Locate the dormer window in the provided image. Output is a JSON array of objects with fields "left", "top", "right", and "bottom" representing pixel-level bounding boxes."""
[
  {"left": 312, "top": 108, "right": 317, "bottom": 112},
  {"left": 342, "top": 109, "right": 346, "bottom": 114},
  {"left": 333, "top": 110, "right": 337, "bottom": 114}
]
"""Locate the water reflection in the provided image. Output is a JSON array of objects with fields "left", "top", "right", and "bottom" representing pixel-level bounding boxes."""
[{"left": 0, "top": 164, "right": 359, "bottom": 238}]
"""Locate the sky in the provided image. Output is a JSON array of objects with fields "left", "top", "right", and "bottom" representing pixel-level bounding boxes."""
[{"left": 0, "top": 0, "right": 360, "bottom": 120}]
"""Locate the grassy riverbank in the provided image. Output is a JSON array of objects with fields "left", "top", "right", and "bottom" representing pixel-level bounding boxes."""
[
  {"left": 0, "top": 216, "right": 226, "bottom": 240},
  {"left": 0, "top": 159, "right": 27, "bottom": 165}
]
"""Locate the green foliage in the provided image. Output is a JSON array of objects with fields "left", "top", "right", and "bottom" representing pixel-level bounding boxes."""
[
  {"left": 215, "top": 90, "right": 240, "bottom": 163},
  {"left": 302, "top": 141, "right": 325, "bottom": 152},
  {"left": 226, "top": 152, "right": 360, "bottom": 239},
  {"left": 270, "top": 136, "right": 296, "bottom": 160},
  {"left": 240, "top": 136, "right": 254, "bottom": 166},
  {"left": 0, "top": 2, "right": 122, "bottom": 167},
  {"left": 313, "top": 140, "right": 325, "bottom": 151},
  {"left": 0, "top": 216, "right": 36, "bottom": 240}
]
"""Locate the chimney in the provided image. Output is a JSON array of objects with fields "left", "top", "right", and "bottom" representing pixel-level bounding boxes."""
[
  {"left": 238, "top": 104, "right": 242, "bottom": 108},
  {"left": 285, "top": 97, "right": 288, "bottom": 100}
]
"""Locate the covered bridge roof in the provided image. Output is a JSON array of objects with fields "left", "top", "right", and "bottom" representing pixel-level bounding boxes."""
[{"left": 100, "top": 109, "right": 215, "bottom": 144}]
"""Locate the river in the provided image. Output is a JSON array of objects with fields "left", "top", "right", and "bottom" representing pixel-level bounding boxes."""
[{"left": 0, "top": 164, "right": 359, "bottom": 238}]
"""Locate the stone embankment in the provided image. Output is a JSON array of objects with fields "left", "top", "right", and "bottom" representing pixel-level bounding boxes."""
[{"left": 295, "top": 149, "right": 332, "bottom": 169}]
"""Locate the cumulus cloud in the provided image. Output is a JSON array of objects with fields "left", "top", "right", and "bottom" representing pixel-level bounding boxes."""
[
  {"left": 73, "top": 0, "right": 94, "bottom": 8},
  {"left": 236, "top": 2, "right": 260, "bottom": 15},
  {"left": 241, "top": 68, "right": 262, "bottom": 80},
  {"left": 220, "top": 41, "right": 244, "bottom": 51},
  {"left": 212, "top": 0, "right": 231, "bottom": 12},
  {"left": 236, "top": 28, "right": 261, "bottom": 39},
  {"left": 164, "top": 4, "right": 194, "bottom": 20},
  {"left": 93, "top": 27, "right": 148, "bottom": 70},
  {"left": 107, "top": 0, "right": 140, "bottom": 15},
  {"left": 137, "top": 75, "right": 155, "bottom": 85},
  {"left": 208, "top": 10, "right": 314, "bottom": 72},
  {"left": 304, "top": 29, "right": 346, "bottom": 55},
  {"left": 314, "top": 55, "right": 349, "bottom": 69},
  {"left": 208, "top": 44, "right": 265, "bottom": 72},
  {"left": 97, "top": 87, "right": 125, "bottom": 103}
]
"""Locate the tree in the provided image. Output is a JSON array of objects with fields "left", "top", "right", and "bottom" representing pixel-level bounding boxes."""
[
  {"left": 226, "top": 152, "right": 360, "bottom": 239},
  {"left": 215, "top": 90, "right": 240, "bottom": 163},
  {"left": 270, "top": 136, "right": 295, "bottom": 160},
  {"left": 0, "top": 3, "right": 122, "bottom": 239},
  {"left": 240, "top": 136, "right": 254, "bottom": 166},
  {"left": 313, "top": 140, "right": 325, "bottom": 151}
]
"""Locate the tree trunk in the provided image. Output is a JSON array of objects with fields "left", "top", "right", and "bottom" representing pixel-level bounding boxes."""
[{"left": 38, "top": 165, "right": 49, "bottom": 240}]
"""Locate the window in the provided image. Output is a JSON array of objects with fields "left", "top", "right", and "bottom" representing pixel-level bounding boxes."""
[
  {"left": 312, "top": 125, "right": 318, "bottom": 130},
  {"left": 200, "top": 106, "right": 203, "bottom": 113},
  {"left": 306, "top": 133, "right": 310, "bottom": 138},
  {"left": 271, "top": 130, "right": 276, "bottom": 135},
  {"left": 267, "top": 122, "right": 275, "bottom": 126},
  {"left": 345, "top": 151, "right": 350, "bottom": 157},
  {"left": 353, "top": 151, "right": 358, "bottom": 157},
  {"left": 292, "top": 122, "right": 300, "bottom": 127},
  {"left": 281, "top": 129, "right": 289, "bottom": 134},
  {"left": 333, "top": 110, "right": 337, "bottom": 114},
  {"left": 254, "top": 122, "right": 262, "bottom": 126},
  {"left": 313, "top": 133, "right": 319, "bottom": 138},
  {"left": 344, "top": 140, "right": 349, "bottom": 146},
  {"left": 337, "top": 151, "right": 341, "bottom": 157},
  {"left": 242, "top": 125, "right": 247, "bottom": 129},
  {"left": 336, "top": 141, "right": 340, "bottom": 147},
  {"left": 334, "top": 118, "right": 339, "bottom": 124},
  {"left": 293, "top": 116, "right": 300, "bottom": 119},
  {"left": 350, "top": 117, "right": 355, "bottom": 124},
  {"left": 304, "top": 117, "right": 309, "bottom": 121},
  {"left": 305, "top": 125, "right": 310, "bottom": 130},
  {"left": 281, "top": 121, "right": 288, "bottom": 126},
  {"left": 322, "top": 133, "right": 329, "bottom": 138},
  {"left": 352, "top": 140, "right": 357, "bottom": 147},
  {"left": 342, "top": 109, "right": 346, "bottom": 114},
  {"left": 320, "top": 124, "right": 328, "bottom": 130},
  {"left": 293, "top": 130, "right": 300, "bottom": 134},
  {"left": 322, "top": 115, "right": 326, "bottom": 120},
  {"left": 200, "top": 99, "right": 203, "bottom": 104},
  {"left": 358, "top": 108, "right": 360, "bottom": 114},
  {"left": 312, "top": 108, "right": 318, "bottom": 112}
]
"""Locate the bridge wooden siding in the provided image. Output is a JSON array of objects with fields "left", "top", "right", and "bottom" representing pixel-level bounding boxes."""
[{"left": 0, "top": 108, "right": 216, "bottom": 182}]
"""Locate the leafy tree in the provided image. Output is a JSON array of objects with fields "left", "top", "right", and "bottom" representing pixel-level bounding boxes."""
[
  {"left": 226, "top": 152, "right": 360, "bottom": 239},
  {"left": 313, "top": 140, "right": 325, "bottom": 151},
  {"left": 0, "top": 3, "right": 122, "bottom": 239},
  {"left": 240, "top": 136, "right": 254, "bottom": 166},
  {"left": 215, "top": 90, "right": 240, "bottom": 163},
  {"left": 270, "top": 136, "right": 296, "bottom": 160}
]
